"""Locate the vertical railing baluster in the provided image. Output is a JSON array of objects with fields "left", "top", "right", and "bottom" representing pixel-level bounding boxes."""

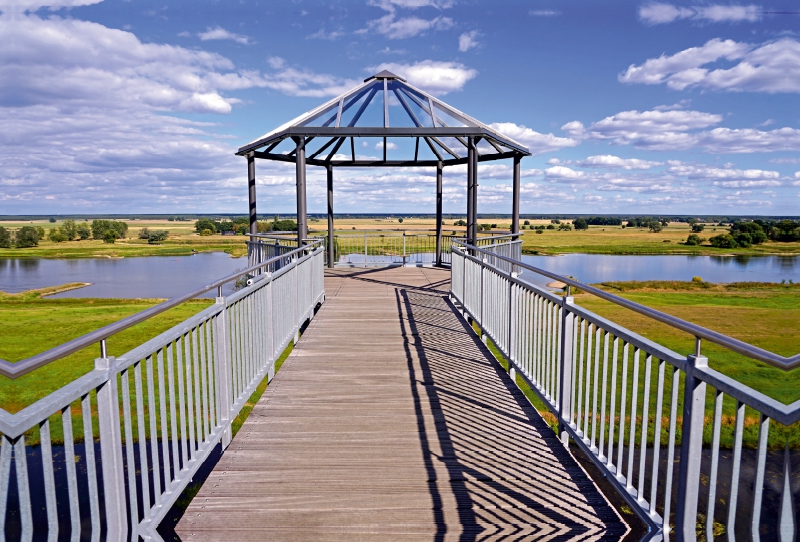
[
  {"left": 14, "top": 435, "right": 33, "bottom": 540},
  {"left": 584, "top": 324, "right": 595, "bottom": 438},
  {"left": 706, "top": 389, "right": 724, "bottom": 541},
  {"left": 120, "top": 368, "right": 139, "bottom": 539},
  {"left": 82, "top": 393, "right": 101, "bottom": 541},
  {"left": 156, "top": 349, "right": 172, "bottom": 488},
  {"left": 558, "top": 295, "right": 575, "bottom": 444},
  {"left": 662, "top": 366, "right": 682, "bottom": 536},
  {"left": 649, "top": 358, "right": 666, "bottom": 519},
  {"left": 637, "top": 354, "right": 652, "bottom": 506},
  {"left": 590, "top": 326, "right": 602, "bottom": 452},
  {"left": 598, "top": 332, "right": 610, "bottom": 463},
  {"left": 215, "top": 296, "right": 233, "bottom": 449},
  {"left": 40, "top": 418, "right": 59, "bottom": 540},
  {"left": 176, "top": 335, "right": 189, "bottom": 470},
  {"left": 134, "top": 362, "right": 152, "bottom": 520},
  {"left": 607, "top": 337, "right": 619, "bottom": 472},
  {"left": 0, "top": 436, "right": 12, "bottom": 536},
  {"left": 626, "top": 348, "right": 640, "bottom": 492},
  {"left": 616, "top": 342, "right": 630, "bottom": 480},
  {"left": 61, "top": 405, "right": 81, "bottom": 541},
  {"left": 751, "top": 414, "right": 770, "bottom": 541}
]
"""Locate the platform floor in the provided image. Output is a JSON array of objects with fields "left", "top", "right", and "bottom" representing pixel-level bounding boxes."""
[{"left": 176, "top": 267, "right": 628, "bottom": 541}]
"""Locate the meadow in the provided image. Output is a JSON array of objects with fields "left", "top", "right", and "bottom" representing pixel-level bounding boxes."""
[{"left": 2, "top": 217, "right": 798, "bottom": 258}]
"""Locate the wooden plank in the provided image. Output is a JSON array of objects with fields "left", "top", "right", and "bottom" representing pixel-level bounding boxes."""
[{"left": 175, "top": 267, "right": 628, "bottom": 540}]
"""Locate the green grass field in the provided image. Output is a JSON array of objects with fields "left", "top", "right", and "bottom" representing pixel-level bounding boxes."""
[{"left": 2, "top": 218, "right": 798, "bottom": 258}]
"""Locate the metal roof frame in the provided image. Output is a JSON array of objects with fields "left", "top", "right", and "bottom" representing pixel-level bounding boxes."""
[{"left": 236, "top": 71, "right": 531, "bottom": 165}]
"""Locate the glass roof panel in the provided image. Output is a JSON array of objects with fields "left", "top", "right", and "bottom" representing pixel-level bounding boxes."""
[
  {"left": 432, "top": 104, "right": 468, "bottom": 128},
  {"left": 386, "top": 84, "right": 417, "bottom": 128},
  {"left": 477, "top": 140, "right": 501, "bottom": 155},
  {"left": 352, "top": 86, "right": 385, "bottom": 127},
  {"left": 338, "top": 86, "right": 377, "bottom": 127}
]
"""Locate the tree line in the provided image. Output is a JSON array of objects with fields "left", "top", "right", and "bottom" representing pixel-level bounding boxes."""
[
  {"left": 194, "top": 217, "right": 298, "bottom": 236},
  {"left": 0, "top": 219, "right": 130, "bottom": 248}
]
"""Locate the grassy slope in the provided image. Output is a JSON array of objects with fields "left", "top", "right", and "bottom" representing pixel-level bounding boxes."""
[{"left": 0, "top": 288, "right": 212, "bottom": 412}]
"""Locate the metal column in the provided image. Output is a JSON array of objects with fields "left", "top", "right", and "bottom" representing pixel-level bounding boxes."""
[
  {"left": 468, "top": 138, "right": 479, "bottom": 246},
  {"left": 435, "top": 162, "right": 443, "bottom": 266},
  {"left": 512, "top": 154, "right": 521, "bottom": 236},
  {"left": 248, "top": 152, "right": 257, "bottom": 237},
  {"left": 466, "top": 138, "right": 476, "bottom": 245},
  {"left": 294, "top": 137, "right": 308, "bottom": 247},
  {"left": 327, "top": 164, "right": 334, "bottom": 268}
]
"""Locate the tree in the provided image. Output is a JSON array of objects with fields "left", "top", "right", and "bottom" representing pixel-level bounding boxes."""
[
  {"left": 76, "top": 223, "right": 91, "bottom": 240},
  {"left": 546, "top": 224, "right": 555, "bottom": 230},
  {"left": 523, "top": 220, "right": 530, "bottom": 225},
  {"left": 558, "top": 223, "right": 572, "bottom": 231},
  {"left": 691, "top": 223, "right": 705, "bottom": 233},
  {"left": 573, "top": 218, "right": 589, "bottom": 230},
  {"left": 649, "top": 221, "right": 663, "bottom": 233},
  {"left": 15, "top": 226, "right": 39, "bottom": 248},
  {"left": 272, "top": 219, "right": 298, "bottom": 231},
  {"left": 147, "top": 230, "right": 169, "bottom": 244},
  {"left": 48, "top": 227, "right": 68, "bottom": 243},
  {"left": 772, "top": 220, "right": 800, "bottom": 242},
  {"left": 35, "top": 226, "right": 46, "bottom": 240},
  {"left": 138, "top": 227, "right": 150, "bottom": 239},
  {"left": 709, "top": 234, "right": 738, "bottom": 249},
  {"left": 0, "top": 227, "right": 11, "bottom": 249},
  {"left": 92, "top": 219, "right": 128, "bottom": 240},
  {"left": 194, "top": 218, "right": 217, "bottom": 234},
  {"left": 398, "top": 217, "right": 404, "bottom": 223},
  {"left": 551, "top": 219, "right": 561, "bottom": 224},
  {"left": 61, "top": 219, "right": 77, "bottom": 240},
  {"left": 685, "top": 234, "right": 702, "bottom": 246},
  {"left": 48, "top": 217, "right": 56, "bottom": 223}
]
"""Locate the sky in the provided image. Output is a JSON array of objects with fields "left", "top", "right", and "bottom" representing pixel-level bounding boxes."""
[{"left": 2, "top": 0, "right": 800, "bottom": 216}]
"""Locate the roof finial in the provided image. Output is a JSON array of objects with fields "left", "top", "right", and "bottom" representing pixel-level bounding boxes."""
[{"left": 364, "top": 70, "right": 407, "bottom": 83}]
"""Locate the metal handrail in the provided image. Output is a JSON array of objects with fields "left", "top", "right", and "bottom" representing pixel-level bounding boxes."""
[
  {"left": 454, "top": 241, "right": 800, "bottom": 370},
  {"left": 0, "top": 240, "right": 324, "bottom": 379}
]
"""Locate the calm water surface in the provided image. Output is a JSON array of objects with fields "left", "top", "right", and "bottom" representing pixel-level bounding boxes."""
[
  {"left": 0, "top": 253, "right": 247, "bottom": 298},
  {"left": 519, "top": 254, "right": 799, "bottom": 288},
  {"left": 1, "top": 253, "right": 798, "bottom": 298}
]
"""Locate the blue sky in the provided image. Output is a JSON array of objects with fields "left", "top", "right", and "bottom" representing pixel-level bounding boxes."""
[{"left": 2, "top": 0, "right": 799, "bottom": 216}]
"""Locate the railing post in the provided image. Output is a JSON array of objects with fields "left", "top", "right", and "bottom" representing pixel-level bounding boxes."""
[
  {"left": 480, "top": 257, "right": 487, "bottom": 343},
  {"left": 403, "top": 233, "right": 406, "bottom": 267},
  {"left": 364, "top": 231, "right": 367, "bottom": 267},
  {"left": 675, "top": 352, "right": 708, "bottom": 541},
  {"left": 508, "top": 272, "right": 518, "bottom": 365},
  {"left": 95, "top": 353, "right": 128, "bottom": 540},
  {"left": 214, "top": 297, "right": 233, "bottom": 449},
  {"left": 294, "top": 256, "right": 300, "bottom": 344},
  {"left": 557, "top": 296, "right": 576, "bottom": 445}
]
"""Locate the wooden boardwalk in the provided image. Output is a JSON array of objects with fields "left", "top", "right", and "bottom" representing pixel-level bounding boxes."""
[{"left": 176, "top": 267, "right": 628, "bottom": 541}]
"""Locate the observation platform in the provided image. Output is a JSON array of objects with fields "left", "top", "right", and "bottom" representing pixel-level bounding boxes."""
[{"left": 176, "top": 267, "right": 628, "bottom": 540}]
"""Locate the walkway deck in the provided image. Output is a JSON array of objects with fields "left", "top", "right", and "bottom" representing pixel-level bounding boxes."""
[{"left": 176, "top": 267, "right": 628, "bottom": 541}]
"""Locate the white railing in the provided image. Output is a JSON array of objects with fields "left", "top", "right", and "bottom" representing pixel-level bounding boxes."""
[
  {"left": 0, "top": 243, "right": 325, "bottom": 541},
  {"left": 451, "top": 243, "right": 798, "bottom": 542}
]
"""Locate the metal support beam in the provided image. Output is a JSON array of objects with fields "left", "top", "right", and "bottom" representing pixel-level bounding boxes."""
[
  {"left": 512, "top": 154, "right": 521, "bottom": 236},
  {"left": 466, "top": 138, "right": 474, "bottom": 246},
  {"left": 327, "top": 164, "right": 335, "bottom": 268},
  {"left": 435, "top": 162, "right": 443, "bottom": 266},
  {"left": 247, "top": 152, "right": 257, "bottom": 238},
  {"left": 294, "top": 137, "right": 308, "bottom": 246},
  {"left": 467, "top": 137, "right": 478, "bottom": 245}
]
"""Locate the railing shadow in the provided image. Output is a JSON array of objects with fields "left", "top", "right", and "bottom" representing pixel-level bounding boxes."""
[{"left": 394, "top": 283, "right": 629, "bottom": 541}]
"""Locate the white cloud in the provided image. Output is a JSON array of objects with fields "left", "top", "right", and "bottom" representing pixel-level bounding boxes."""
[
  {"left": 198, "top": 26, "right": 250, "bottom": 45},
  {"left": 529, "top": 10, "right": 560, "bottom": 16},
  {"left": 620, "top": 38, "right": 800, "bottom": 94},
  {"left": 375, "top": 141, "right": 399, "bottom": 150},
  {"left": 308, "top": 28, "right": 346, "bottom": 40},
  {"left": 367, "top": 13, "right": 453, "bottom": 39},
  {"left": 369, "top": 0, "right": 454, "bottom": 9},
  {"left": 574, "top": 155, "right": 664, "bottom": 170},
  {"left": 667, "top": 164, "right": 782, "bottom": 189},
  {"left": 639, "top": 3, "right": 761, "bottom": 25},
  {"left": 458, "top": 30, "right": 480, "bottom": 52},
  {"left": 563, "top": 110, "right": 722, "bottom": 141},
  {"left": 545, "top": 166, "right": 585, "bottom": 180},
  {"left": 369, "top": 60, "right": 477, "bottom": 95},
  {"left": 489, "top": 122, "right": 578, "bottom": 156},
  {"left": 0, "top": 0, "right": 101, "bottom": 12}
]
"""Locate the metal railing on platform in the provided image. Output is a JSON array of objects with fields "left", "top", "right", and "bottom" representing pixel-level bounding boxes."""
[
  {"left": 249, "top": 231, "right": 519, "bottom": 267},
  {"left": 451, "top": 242, "right": 798, "bottom": 542},
  {"left": 0, "top": 242, "right": 325, "bottom": 541}
]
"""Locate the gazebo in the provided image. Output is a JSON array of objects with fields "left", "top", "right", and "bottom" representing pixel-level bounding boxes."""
[{"left": 236, "top": 70, "right": 531, "bottom": 267}]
